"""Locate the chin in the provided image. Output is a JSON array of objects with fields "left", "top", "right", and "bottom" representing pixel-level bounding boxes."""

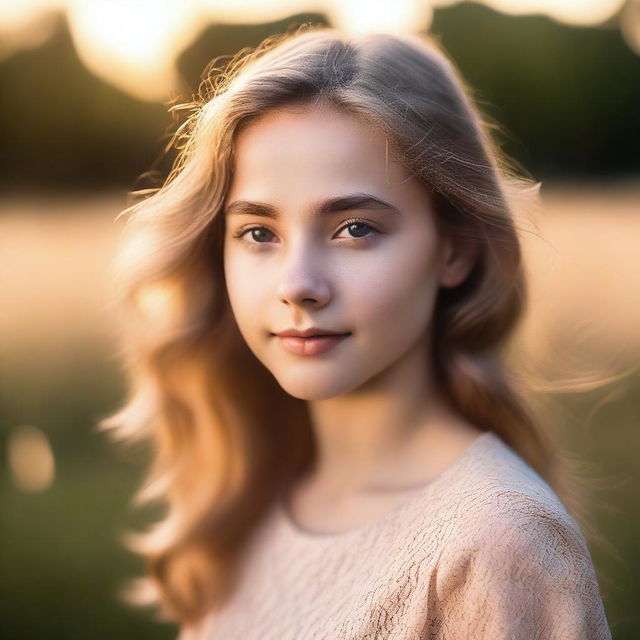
[{"left": 271, "top": 370, "right": 356, "bottom": 401}]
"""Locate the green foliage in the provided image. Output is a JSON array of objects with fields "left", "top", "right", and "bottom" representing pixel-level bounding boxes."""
[{"left": 1, "top": 6, "right": 638, "bottom": 191}]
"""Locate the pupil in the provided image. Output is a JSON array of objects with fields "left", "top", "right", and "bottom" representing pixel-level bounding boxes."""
[
  {"left": 252, "top": 228, "right": 270, "bottom": 242},
  {"left": 349, "top": 222, "right": 369, "bottom": 238}
]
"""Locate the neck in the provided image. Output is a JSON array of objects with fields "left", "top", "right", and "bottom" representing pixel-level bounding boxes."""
[{"left": 305, "top": 338, "right": 480, "bottom": 496}]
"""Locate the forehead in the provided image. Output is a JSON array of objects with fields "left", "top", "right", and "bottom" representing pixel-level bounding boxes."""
[
  {"left": 227, "top": 103, "right": 427, "bottom": 207},
  {"left": 233, "top": 102, "right": 385, "bottom": 160}
]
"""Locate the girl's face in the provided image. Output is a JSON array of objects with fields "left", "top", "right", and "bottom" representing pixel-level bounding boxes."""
[{"left": 223, "top": 103, "right": 467, "bottom": 400}]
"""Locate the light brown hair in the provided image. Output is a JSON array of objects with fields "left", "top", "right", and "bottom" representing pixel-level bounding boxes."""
[{"left": 100, "top": 25, "right": 586, "bottom": 629}]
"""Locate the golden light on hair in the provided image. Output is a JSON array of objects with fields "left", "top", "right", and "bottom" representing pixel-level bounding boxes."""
[
  {"left": 135, "top": 279, "right": 184, "bottom": 334},
  {"left": 7, "top": 424, "right": 56, "bottom": 493}
]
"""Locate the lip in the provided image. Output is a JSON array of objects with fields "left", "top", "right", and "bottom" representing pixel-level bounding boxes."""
[
  {"left": 274, "top": 327, "right": 350, "bottom": 338},
  {"left": 272, "top": 331, "right": 352, "bottom": 356}
]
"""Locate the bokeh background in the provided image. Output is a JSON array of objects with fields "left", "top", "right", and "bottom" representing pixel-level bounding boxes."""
[{"left": 1, "top": 1, "right": 639, "bottom": 638}]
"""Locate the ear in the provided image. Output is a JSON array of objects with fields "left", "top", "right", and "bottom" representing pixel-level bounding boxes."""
[{"left": 438, "top": 234, "right": 480, "bottom": 288}]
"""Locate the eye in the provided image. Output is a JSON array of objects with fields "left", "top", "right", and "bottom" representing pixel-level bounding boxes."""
[
  {"left": 231, "top": 217, "right": 380, "bottom": 246},
  {"left": 334, "top": 218, "right": 379, "bottom": 240},
  {"left": 232, "top": 226, "right": 276, "bottom": 244}
]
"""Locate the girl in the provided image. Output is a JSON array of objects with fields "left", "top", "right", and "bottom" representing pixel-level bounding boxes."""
[{"left": 101, "top": 26, "right": 612, "bottom": 639}]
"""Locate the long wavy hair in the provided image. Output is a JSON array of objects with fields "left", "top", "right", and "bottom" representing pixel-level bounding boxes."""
[{"left": 99, "top": 25, "right": 587, "bottom": 629}]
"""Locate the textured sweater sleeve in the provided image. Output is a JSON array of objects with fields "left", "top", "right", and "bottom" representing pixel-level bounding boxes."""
[{"left": 426, "top": 498, "right": 611, "bottom": 640}]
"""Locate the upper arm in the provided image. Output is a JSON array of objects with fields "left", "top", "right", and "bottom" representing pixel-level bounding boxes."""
[{"left": 427, "top": 502, "right": 611, "bottom": 640}]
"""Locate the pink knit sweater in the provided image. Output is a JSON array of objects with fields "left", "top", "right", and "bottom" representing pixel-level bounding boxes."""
[{"left": 179, "top": 431, "right": 611, "bottom": 639}]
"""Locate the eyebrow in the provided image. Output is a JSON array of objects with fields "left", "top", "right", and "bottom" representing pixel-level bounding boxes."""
[{"left": 223, "top": 193, "right": 401, "bottom": 219}]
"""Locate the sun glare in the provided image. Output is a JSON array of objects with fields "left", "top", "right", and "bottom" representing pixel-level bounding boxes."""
[
  {"left": 326, "top": 0, "right": 433, "bottom": 35},
  {"left": 481, "top": 0, "right": 626, "bottom": 25},
  {"left": 1, "top": 0, "right": 638, "bottom": 97},
  {"left": 65, "top": 0, "right": 201, "bottom": 101},
  {"left": 8, "top": 425, "right": 56, "bottom": 493}
]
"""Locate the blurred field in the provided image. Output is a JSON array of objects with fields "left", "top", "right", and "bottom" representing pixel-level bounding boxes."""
[{"left": 1, "top": 184, "right": 639, "bottom": 638}]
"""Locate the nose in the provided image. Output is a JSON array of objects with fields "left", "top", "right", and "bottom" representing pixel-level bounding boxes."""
[{"left": 276, "top": 244, "right": 331, "bottom": 308}]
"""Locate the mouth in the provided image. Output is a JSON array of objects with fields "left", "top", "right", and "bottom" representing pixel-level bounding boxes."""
[
  {"left": 272, "top": 332, "right": 352, "bottom": 356},
  {"left": 272, "top": 332, "right": 351, "bottom": 337}
]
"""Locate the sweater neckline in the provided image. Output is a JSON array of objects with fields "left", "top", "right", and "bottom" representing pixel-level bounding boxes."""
[{"left": 275, "top": 430, "right": 498, "bottom": 544}]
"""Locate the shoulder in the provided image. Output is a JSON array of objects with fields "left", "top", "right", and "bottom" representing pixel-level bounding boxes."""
[
  {"left": 435, "top": 431, "right": 599, "bottom": 585},
  {"left": 446, "top": 494, "right": 594, "bottom": 588},
  {"left": 429, "top": 507, "right": 611, "bottom": 638},
  {"left": 446, "top": 431, "right": 578, "bottom": 535},
  {"left": 425, "top": 435, "right": 611, "bottom": 637},
  {"left": 430, "top": 434, "right": 612, "bottom": 624},
  {"left": 405, "top": 431, "right": 580, "bottom": 550}
]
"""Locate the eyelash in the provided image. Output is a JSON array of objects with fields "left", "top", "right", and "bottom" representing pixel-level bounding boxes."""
[{"left": 231, "top": 217, "right": 380, "bottom": 246}]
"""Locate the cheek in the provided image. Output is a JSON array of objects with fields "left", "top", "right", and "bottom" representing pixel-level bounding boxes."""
[{"left": 349, "top": 235, "right": 441, "bottom": 335}]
